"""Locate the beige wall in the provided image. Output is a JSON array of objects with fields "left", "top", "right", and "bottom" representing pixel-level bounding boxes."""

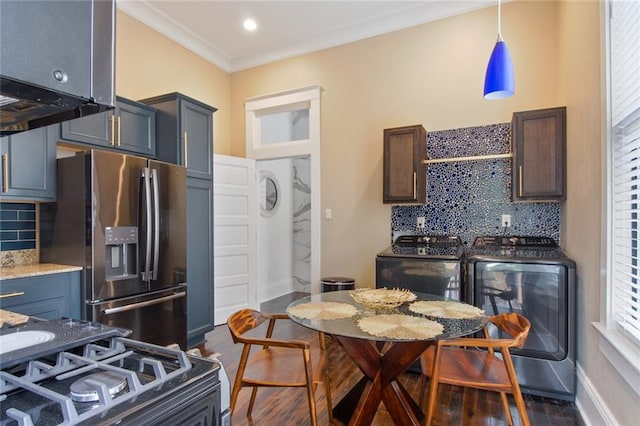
[
  {"left": 115, "top": 11, "right": 232, "bottom": 154},
  {"left": 230, "top": 0, "right": 560, "bottom": 287}
]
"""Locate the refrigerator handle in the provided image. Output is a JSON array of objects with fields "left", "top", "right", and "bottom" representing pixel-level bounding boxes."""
[
  {"left": 143, "top": 167, "right": 152, "bottom": 282},
  {"left": 102, "top": 292, "right": 185, "bottom": 315},
  {"left": 151, "top": 168, "right": 160, "bottom": 281}
]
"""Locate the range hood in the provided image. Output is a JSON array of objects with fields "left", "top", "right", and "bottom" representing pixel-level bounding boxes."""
[{"left": 0, "top": 0, "right": 115, "bottom": 136}]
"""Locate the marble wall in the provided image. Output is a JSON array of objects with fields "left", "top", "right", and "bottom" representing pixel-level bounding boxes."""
[
  {"left": 292, "top": 156, "right": 311, "bottom": 290},
  {"left": 391, "top": 123, "right": 561, "bottom": 246}
]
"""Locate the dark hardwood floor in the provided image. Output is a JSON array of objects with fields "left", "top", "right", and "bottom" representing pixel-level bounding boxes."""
[{"left": 200, "top": 292, "right": 583, "bottom": 426}]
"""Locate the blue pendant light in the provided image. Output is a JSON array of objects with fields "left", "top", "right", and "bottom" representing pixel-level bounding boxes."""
[{"left": 484, "top": 0, "right": 514, "bottom": 99}]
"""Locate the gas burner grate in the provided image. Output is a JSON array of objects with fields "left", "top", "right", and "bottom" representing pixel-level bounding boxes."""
[{"left": 0, "top": 337, "right": 192, "bottom": 426}]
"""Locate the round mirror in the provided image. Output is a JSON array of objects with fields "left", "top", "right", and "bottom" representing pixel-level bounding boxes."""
[{"left": 259, "top": 171, "right": 280, "bottom": 217}]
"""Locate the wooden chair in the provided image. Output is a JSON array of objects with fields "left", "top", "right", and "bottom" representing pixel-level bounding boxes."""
[
  {"left": 419, "top": 312, "right": 531, "bottom": 426},
  {"left": 227, "top": 309, "right": 332, "bottom": 425}
]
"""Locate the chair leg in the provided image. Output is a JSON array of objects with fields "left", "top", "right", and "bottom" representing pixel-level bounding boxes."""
[
  {"left": 324, "top": 371, "right": 334, "bottom": 424},
  {"left": 503, "top": 351, "right": 531, "bottom": 426},
  {"left": 511, "top": 389, "right": 530, "bottom": 426},
  {"left": 499, "top": 392, "right": 514, "bottom": 425},
  {"left": 230, "top": 345, "right": 252, "bottom": 413},
  {"left": 302, "top": 349, "right": 318, "bottom": 426},
  {"left": 425, "top": 344, "right": 443, "bottom": 426},
  {"left": 247, "top": 387, "right": 258, "bottom": 417}
]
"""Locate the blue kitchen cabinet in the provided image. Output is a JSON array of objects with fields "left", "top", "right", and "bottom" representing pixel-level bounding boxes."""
[
  {"left": 60, "top": 96, "right": 156, "bottom": 157},
  {"left": 0, "top": 271, "right": 81, "bottom": 320},
  {"left": 0, "top": 124, "right": 57, "bottom": 201},
  {"left": 140, "top": 93, "right": 216, "bottom": 179},
  {"left": 186, "top": 177, "right": 215, "bottom": 346},
  {"left": 140, "top": 93, "right": 216, "bottom": 347}
]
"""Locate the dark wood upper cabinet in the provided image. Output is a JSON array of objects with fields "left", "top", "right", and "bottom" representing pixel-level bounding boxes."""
[
  {"left": 512, "top": 107, "right": 566, "bottom": 202},
  {"left": 383, "top": 124, "right": 427, "bottom": 204}
]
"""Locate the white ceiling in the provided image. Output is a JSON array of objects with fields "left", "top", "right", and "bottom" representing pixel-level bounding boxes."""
[{"left": 118, "top": 0, "right": 496, "bottom": 73}]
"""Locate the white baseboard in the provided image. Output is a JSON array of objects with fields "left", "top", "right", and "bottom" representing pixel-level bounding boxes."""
[
  {"left": 259, "top": 278, "right": 294, "bottom": 303},
  {"left": 576, "top": 363, "right": 617, "bottom": 426}
]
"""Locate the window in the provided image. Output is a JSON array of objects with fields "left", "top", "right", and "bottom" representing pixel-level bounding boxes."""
[{"left": 609, "top": 0, "right": 640, "bottom": 347}]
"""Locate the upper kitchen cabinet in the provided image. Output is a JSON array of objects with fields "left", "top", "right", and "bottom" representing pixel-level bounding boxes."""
[
  {"left": 0, "top": 125, "right": 57, "bottom": 201},
  {"left": 511, "top": 107, "right": 566, "bottom": 202},
  {"left": 383, "top": 124, "right": 427, "bottom": 204},
  {"left": 140, "top": 93, "right": 216, "bottom": 180},
  {"left": 59, "top": 96, "right": 156, "bottom": 157}
]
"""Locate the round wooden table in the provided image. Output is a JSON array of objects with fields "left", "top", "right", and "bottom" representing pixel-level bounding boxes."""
[{"left": 287, "top": 290, "right": 486, "bottom": 426}]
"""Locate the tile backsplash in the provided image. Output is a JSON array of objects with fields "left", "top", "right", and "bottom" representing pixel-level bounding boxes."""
[
  {"left": 391, "top": 122, "right": 561, "bottom": 246},
  {"left": 0, "top": 202, "right": 37, "bottom": 252}
]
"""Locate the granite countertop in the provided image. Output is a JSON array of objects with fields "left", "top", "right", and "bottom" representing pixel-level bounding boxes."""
[{"left": 0, "top": 263, "right": 83, "bottom": 280}]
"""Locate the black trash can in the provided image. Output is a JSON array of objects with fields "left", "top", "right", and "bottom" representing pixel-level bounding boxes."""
[{"left": 321, "top": 276, "right": 355, "bottom": 292}]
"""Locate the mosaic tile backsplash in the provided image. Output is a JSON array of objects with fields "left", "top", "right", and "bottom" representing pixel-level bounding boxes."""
[
  {"left": 391, "top": 123, "right": 561, "bottom": 246},
  {"left": 0, "top": 202, "right": 37, "bottom": 251}
]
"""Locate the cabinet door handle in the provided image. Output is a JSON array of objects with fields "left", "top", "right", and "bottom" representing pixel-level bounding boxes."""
[
  {"left": 183, "top": 131, "right": 189, "bottom": 168},
  {"left": 0, "top": 291, "right": 25, "bottom": 299},
  {"left": 110, "top": 115, "right": 116, "bottom": 146},
  {"left": 2, "top": 154, "right": 8, "bottom": 193},
  {"left": 117, "top": 116, "right": 121, "bottom": 147},
  {"left": 413, "top": 172, "right": 417, "bottom": 200},
  {"left": 519, "top": 165, "right": 523, "bottom": 197}
]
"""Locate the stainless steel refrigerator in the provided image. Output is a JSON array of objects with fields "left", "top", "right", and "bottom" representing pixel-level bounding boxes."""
[{"left": 40, "top": 150, "right": 187, "bottom": 348}]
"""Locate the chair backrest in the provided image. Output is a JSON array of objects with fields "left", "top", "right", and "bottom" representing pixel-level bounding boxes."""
[
  {"left": 487, "top": 312, "right": 531, "bottom": 349},
  {"left": 227, "top": 309, "right": 268, "bottom": 343}
]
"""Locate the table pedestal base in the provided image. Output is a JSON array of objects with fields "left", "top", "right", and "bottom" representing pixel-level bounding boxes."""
[{"left": 332, "top": 336, "right": 431, "bottom": 426}]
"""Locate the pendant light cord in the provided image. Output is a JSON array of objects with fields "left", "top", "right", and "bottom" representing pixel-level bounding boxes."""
[{"left": 497, "top": 0, "right": 504, "bottom": 42}]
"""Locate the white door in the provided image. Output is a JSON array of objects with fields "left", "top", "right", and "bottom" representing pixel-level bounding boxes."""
[{"left": 213, "top": 154, "right": 257, "bottom": 325}]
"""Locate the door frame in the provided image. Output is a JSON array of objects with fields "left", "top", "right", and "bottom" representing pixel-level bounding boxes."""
[{"left": 245, "top": 85, "right": 322, "bottom": 294}]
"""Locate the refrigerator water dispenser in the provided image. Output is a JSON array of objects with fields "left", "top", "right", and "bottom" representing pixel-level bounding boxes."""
[{"left": 105, "top": 226, "right": 138, "bottom": 280}]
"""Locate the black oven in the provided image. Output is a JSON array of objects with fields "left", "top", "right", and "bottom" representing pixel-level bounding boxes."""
[{"left": 466, "top": 236, "right": 577, "bottom": 401}]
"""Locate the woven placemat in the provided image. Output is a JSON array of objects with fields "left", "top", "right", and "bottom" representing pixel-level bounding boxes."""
[
  {"left": 408, "top": 301, "right": 484, "bottom": 319},
  {"left": 357, "top": 314, "right": 444, "bottom": 339},
  {"left": 287, "top": 301, "right": 358, "bottom": 320}
]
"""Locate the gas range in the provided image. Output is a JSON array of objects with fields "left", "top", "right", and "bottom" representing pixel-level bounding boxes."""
[{"left": 0, "top": 318, "right": 227, "bottom": 425}]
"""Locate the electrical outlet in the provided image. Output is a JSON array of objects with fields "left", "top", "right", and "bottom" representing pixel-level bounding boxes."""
[
  {"left": 417, "top": 216, "right": 426, "bottom": 228},
  {"left": 502, "top": 214, "right": 512, "bottom": 227}
]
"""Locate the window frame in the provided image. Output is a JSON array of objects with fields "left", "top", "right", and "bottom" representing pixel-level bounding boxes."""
[{"left": 597, "top": 0, "right": 640, "bottom": 396}]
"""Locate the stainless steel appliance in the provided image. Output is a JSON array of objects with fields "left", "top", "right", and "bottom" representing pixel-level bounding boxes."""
[
  {"left": 376, "top": 234, "right": 464, "bottom": 373},
  {"left": 466, "top": 236, "right": 577, "bottom": 401},
  {"left": 0, "top": 0, "right": 115, "bottom": 135},
  {"left": 376, "top": 234, "right": 464, "bottom": 300},
  {"left": 0, "top": 318, "right": 229, "bottom": 425},
  {"left": 40, "top": 150, "right": 187, "bottom": 348}
]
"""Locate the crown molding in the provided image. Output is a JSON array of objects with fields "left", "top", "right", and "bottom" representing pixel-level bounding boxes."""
[{"left": 118, "top": 1, "right": 494, "bottom": 74}]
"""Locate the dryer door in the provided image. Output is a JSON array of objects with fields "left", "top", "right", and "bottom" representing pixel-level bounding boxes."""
[{"left": 473, "top": 261, "right": 569, "bottom": 361}]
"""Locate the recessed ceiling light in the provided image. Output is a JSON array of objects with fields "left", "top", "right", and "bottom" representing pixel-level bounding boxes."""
[{"left": 243, "top": 18, "right": 257, "bottom": 31}]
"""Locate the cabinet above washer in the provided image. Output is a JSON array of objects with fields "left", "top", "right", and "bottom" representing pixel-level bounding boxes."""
[
  {"left": 383, "top": 124, "right": 427, "bottom": 204},
  {"left": 511, "top": 107, "right": 566, "bottom": 202}
]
